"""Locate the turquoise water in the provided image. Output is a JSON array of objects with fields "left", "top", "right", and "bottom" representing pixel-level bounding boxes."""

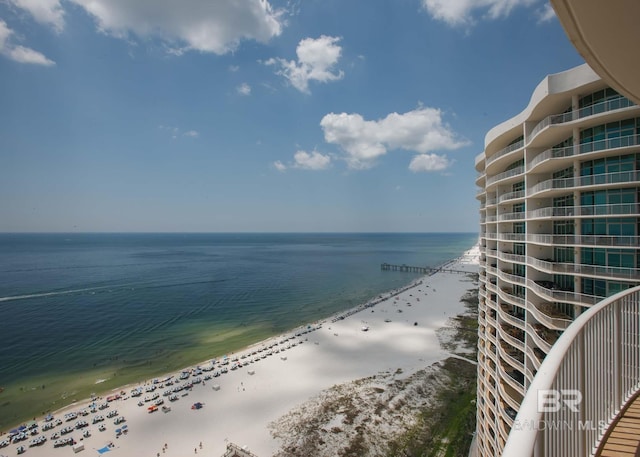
[{"left": 0, "top": 233, "right": 476, "bottom": 388}]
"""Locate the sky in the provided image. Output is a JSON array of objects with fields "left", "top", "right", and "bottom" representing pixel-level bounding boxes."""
[{"left": 0, "top": 0, "right": 585, "bottom": 233}]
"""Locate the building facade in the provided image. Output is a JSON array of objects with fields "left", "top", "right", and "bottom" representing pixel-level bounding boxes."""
[{"left": 474, "top": 63, "right": 640, "bottom": 456}]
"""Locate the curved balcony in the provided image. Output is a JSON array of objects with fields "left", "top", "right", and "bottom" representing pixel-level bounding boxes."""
[
  {"left": 498, "top": 362, "right": 525, "bottom": 397},
  {"left": 502, "top": 286, "right": 640, "bottom": 457},
  {"left": 499, "top": 271, "right": 526, "bottom": 286},
  {"left": 476, "top": 172, "right": 486, "bottom": 186},
  {"left": 501, "top": 402, "right": 517, "bottom": 430},
  {"left": 498, "top": 303, "right": 526, "bottom": 330},
  {"left": 486, "top": 265, "right": 498, "bottom": 275},
  {"left": 528, "top": 96, "right": 636, "bottom": 142},
  {"left": 527, "top": 233, "right": 640, "bottom": 248},
  {"left": 487, "top": 248, "right": 498, "bottom": 258},
  {"left": 528, "top": 169, "right": 640, "bottom": 197},
  {"left": 485, "top": 232, "right": 497, "bottom": 240},
  {"left": 497, "top": 379, "right": 523, "bottom": 413},
  {"left": 498, "top": 251, "right": 526, "bottom": 264},
  {"left": 498, "top": 323, "right": 525, "bottom": 352},
  {"left": 497, "top": 412, "right": 511, "bottom": 443},
  {"left": 497, "top": 232, "right": 526, "bottom": 242},
  {"left": 486, "top": 197, "right": 497, "bottom": 207},
  {"left": 527, "top": 279, "right": 600, "bottom": 307},
  {"left": 498, "top": 191, "right": 525, "bottom": 205},
  {"left": 486, "top": 166, "right": 525, "bottom": 188},
  {"left": 526, "top": 299, "right": 572, "bottom": 331},
  {"left": 498, "top": 211, "right": 525, "bottom": 222},
  {"left": 527, "top": 256, "right": 640, "bottom": 281},
  {"left": 527, "top": 203, "right": 640, "bottom": 220},
  {"left": 486, "top": 214, "right": 498, "bottom": 223},
  {"left": 498, "top": 287, "right": 526, "bottom": 307},
  {"left": 525, "top": 322, "right": 550, "bottom": 354},
  {"left": 525, "top": 344, "right": 543, "bottom": 371},
  {"left": 486, "top": 139, "right": 525, "bottom": 168},
  {"left": 498, "top": 343, "right": 526, "bottom": 373},
  {"left": 527, "top": 144, "right": 575, "bottom": 172}
]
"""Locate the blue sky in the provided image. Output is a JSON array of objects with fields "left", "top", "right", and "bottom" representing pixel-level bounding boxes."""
[{"left": 0, "top": 0, "right": 584, "bottom": 232}]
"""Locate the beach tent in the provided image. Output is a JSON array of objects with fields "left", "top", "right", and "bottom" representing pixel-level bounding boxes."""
[{"left": 72, "top": 442, "right": 85, "bottom": 453}]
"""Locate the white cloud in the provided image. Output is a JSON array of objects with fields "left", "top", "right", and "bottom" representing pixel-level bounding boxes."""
[
  {"left": 273, "top": 150, "right": 331, "bottom": 172},
  {"left": 229, "top": 65, "right": 240, "bottom": 72},
  {"left": 293, "top": 150, "right": 331, "bottom": 170},
  {"left": 273, "top": 161, "right": 287, "bottom": 172},
  {"left": 237, "top": 83, "right": 251, "bottom": 96},
  {"left": 183, "top": 130, "right": 199, "bottom": 138},
  {"left": 536, "top": 4, "right": 556, "bottom": 23},
  {"left": 320, "top": 107, "right": 468, "bottom": 169},
  {"left": 266, "top": 35, "right": 344, "bottom": 93},
  {"left": 409, "top": 153, "right": 453, "bottom": 172},
  {"left": 0, "top": 20, "right": 55, "bottom": 65},
  {"left": 422, "top": 0, "right": 538, "bottom": 27},
  {"left": 64, "top": 0, "right": 284, "bottom": 55},
  {"left": 8, "top": 0, "right": 65, "bottom": 32}
]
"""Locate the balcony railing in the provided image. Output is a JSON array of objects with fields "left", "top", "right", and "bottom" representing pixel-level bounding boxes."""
[
  {"left": 486, "top": 139, "right": 525, "bottom": 167},
  {"left": 527, "top": 203, "right": 640, "bottom": 219},
  {"left": 486, "top": 166, "right": 525, "bottom": 187},
  {"left": 528, "top": 144, "right": 575, "bottom": 170},
  {"left": 528, "top": 96, "right": 636, "bottom": 141},
  {"left": 528, "top": 170, "right": 640, "bottom": 197},
  {"left": 527, "top": 256, "right": 640, "bottom": 281},
  {"left": 498, "top": 232, "right": 526, "bottom": 242},
  {"left": 498, "top": 190, "right": 526, "bottom": 203},
  {"left": 502, "top": 286, "right": 640, "bottom": 457},
  {"left": 526, "top": 299, "right": 573, "bottom": 331},
  {"left": 527, "top": 234, "right": 640, "bottom": 248},
  {"left": 527, "top": 279, "right": 601, "bottom": 307},
  {"left": 498, "top": 211, "right": 526, "bottom": 221}
]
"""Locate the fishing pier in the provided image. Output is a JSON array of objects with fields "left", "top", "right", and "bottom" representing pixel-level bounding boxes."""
[{"left": 381, "top": 263, "right": 469, "bottom": 275}]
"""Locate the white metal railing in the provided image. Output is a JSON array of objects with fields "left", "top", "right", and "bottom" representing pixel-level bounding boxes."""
[
  {"left": 527, "top": 256, "right": 640, "bottom": 281},
  {"left": 502, "top": 286, "right": 640, "bottom": 457},
  {"left": 498, "top": 212, "right": 526, "bottom": 221},
  {"left": 527, "top": 234, "right": 640, "bottom": 248},
  {"left": 486, "top": 166, "right": 525, "bottom": 187},
  {"left": 528, "top": 144, "right": 575, "bottom": 170},
  {"left": 498, "top": 232, "right": 526, "bottom": 242},
  {"left": 527, "top": 279, "right": 600, "bottom": 307},
  {"left": 527, "top": 203, "right": 640, "bottom": 219},
  {"left": 499, "top": 190, "right": 526, "bottom": 203},
  {"left": 528, "top": 170, "right": 640, "bottom": 197},
  {"left": 487, "top": 139, "right": 525, "bottom": 167},
  {"left": 526, "top": 299, "right": 573, "bottom": 331},
  {"left": 529, "top": 96, "right": 636, "bottom": 140}
]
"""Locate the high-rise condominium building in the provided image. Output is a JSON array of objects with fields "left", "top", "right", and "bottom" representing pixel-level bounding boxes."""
[{"left": 474, "top": 63, "right": 640, "bottom": 456}]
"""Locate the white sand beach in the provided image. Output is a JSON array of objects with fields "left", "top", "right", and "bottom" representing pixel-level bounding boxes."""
[{"left": 6, "top": 246, "right": 479, "bottom": 457}]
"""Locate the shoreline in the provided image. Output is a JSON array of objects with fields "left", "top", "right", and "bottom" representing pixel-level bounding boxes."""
[{"left": 2, "top": 245, "right": 479, "bottom": 456}]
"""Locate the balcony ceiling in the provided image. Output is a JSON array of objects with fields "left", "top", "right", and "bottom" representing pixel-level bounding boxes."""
[{"left": 552, "top": 1, "right": 640, "bottom": 105}]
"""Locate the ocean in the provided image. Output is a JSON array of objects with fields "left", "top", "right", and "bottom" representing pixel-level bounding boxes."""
[{"left": 0, "top": 232, "right": 476, "bottom": 428}]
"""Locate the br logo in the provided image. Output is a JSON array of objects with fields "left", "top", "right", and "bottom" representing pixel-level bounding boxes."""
[{"left": 537, "top": 389, "right": 582, "bottom": 413}]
